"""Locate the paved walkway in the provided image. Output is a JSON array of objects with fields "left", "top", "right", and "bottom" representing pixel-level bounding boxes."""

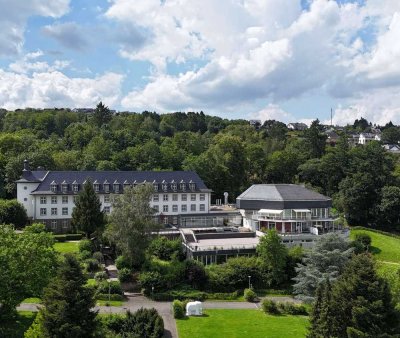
[{"left": 17, "top": 295, "right": 300, "bottom": 338}]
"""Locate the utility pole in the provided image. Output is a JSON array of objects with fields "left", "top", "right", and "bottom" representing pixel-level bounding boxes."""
[{"left": 331, "top": 108, "right": 333, "bottom": 127}]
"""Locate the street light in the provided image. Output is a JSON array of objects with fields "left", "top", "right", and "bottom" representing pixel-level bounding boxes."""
[
  {"left": 248, "top": 275, "right": 251, "bottom": 289},
  {"left": 152, "top": 285, "right": 154, "bottom": 298}
]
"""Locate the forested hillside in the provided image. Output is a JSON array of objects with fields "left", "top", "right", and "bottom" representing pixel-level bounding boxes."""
[{"left": 0, "top": 105, "right": 399, "bottom": 230}]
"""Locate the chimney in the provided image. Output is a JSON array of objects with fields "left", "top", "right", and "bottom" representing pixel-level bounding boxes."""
[
  {"left": 223, "top": 192, "right": 229, "bottom": 205},
  {"left": 23, "top": 159, "right": 30, "bottom": 172}
]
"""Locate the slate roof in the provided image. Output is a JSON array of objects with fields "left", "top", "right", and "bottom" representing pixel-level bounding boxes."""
[
  {"left": 236, "top": 184, "right": 331, "bottom": 210},
  {"left": 19, "top": 170, "right": 210, "bottom": 194}
]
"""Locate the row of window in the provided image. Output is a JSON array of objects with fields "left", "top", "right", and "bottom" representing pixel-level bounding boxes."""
[
  {"left": 154, "top": 182, "right": 196, "bottom": 192},
  {"left": 40, "top": 207, "right": 69, "bottom": 216},
  {"left": 153, "top": 193, "right": 205, "bottom": 202},
  {"left": 40, "top": 196, "right": 78, "bottom": 204},
  {"left": 154, "top": 204, "right": 205, "bottom": 212},
  {"left": 48, "top": 220, "right": 70, "bottom": 229}
]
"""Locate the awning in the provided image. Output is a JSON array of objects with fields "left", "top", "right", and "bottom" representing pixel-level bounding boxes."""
[
  {"left": 293, "top": 209, "right": 311, "bottom": 213},
  {"left": 258, "top": 209, "right": 283, "bottom": 214}
]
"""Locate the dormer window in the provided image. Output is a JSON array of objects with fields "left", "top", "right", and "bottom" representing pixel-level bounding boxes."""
[
  {"left": 72, "top": 181, "right": 79, "bottom": 193},
  {"left": 153, "top": 183, "right": 159, "bottom": 192},
  {"left": 162, "top": 180, "right": 168, "bottom": 191},
  {"left": 189, "top": 181, "right": 196, "bottom": 191},
  {"left": 123, "top": 180, "right": 130, "bottom": 191},
  {"left": 93, "top": 181, "right": 100, "bottom": 193},
  {"left": 180, "top": 182, "right": 186, "bottom": 191},
  {"left": 50, "top": 181, "right": 57, "bottom": 193},
  {"left": 171, "top": 182, "right": 177, "bottom": 191},
  {"left": 103, "top": 180, "right": 109, "bottom": 193},
  {"left": 113, "top": 181, "right": 120, "bottom": 193},
  {"left": 61, "top": 181, "right": 68, "bottom": 193}
]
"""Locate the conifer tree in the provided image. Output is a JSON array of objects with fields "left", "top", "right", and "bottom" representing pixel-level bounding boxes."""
[
  {"left": 71, "top": 180, "right": 104, "bottom": 238},
  {"left": 39, "top": 254, "right": 97, "bottom": 338}
]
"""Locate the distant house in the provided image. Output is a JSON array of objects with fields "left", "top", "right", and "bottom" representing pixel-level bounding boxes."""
[
  {"left": 358, "top": 133, "right": 381, "bottom": 145},
  {"left": 383, "top": 144, "right": 400, "bottom": 154},
  {"left": 237, "top": 184, "right": 344, "bottom": 247},
  {"left": 287, "top": 122, "right": 308, "bottom": 131},
  {"left": 325, "top": 130, "right": 340, "bottom": 145},
  {"left": 249, "top": 120, "right": 261, "bottom": 129}
]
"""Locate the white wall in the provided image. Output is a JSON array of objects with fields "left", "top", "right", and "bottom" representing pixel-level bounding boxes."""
[{"left": 17, "top": 182, "right": 40, "bottom": 218}]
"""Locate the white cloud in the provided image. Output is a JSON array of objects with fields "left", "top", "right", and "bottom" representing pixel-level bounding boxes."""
[
  {"left": 0, "top": 70, "right": 123, "bottom": 110},
  {"left": 250, "top": 104, "right": 295, "bottom": 124},
  {"left": 42, "top": 22, "right": 88, "bottom": 51},
  {"left": 9, "top": 51, "right": 70, "bottom": 74},
  {"left": 0, "top": 0, "right": 70, "bottom": 56}
]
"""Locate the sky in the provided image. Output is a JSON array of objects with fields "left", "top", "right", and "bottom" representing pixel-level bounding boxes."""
[{"left": 0, "top": 0, "right": 400, "bottom": 125}]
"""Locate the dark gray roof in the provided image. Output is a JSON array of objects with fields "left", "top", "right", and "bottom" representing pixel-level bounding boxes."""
[
  {"left": 16, "top": 170, "right": 48, "bottom": 183},
  {"left": 236, "top": 184, "right": 331, "bottom": 210},
  {"left": 27, "top": 170, "right": 209, "bottom": 194}
]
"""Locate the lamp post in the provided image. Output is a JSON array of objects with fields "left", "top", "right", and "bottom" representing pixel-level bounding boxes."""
[
  {"left": 152, "top": 285, "right": 154, "bottom": 298},
  {"left": 248, "top": 275, "right": 251, "bottom": 290}
]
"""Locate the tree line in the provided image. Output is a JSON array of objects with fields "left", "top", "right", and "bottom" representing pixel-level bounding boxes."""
[{"left": 0, "top": 104, "right": 399, "bottom": 229}]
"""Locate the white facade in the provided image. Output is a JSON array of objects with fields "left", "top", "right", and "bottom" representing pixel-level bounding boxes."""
[{"left": 358, "top": 133, "right": 381, "bottom": 145}]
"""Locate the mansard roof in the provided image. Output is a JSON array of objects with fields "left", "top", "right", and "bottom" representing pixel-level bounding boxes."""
[
  {"left": 26, "top": 170, "right": 209, "bottom": 194},
  {"left": 236, "top": 184, "right": 331, "bottom": 210}
]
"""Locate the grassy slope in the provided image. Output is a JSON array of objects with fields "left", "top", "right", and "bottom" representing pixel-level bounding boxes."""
[
  {"left": 351, "top": 229, "right": 400, "bottom": 263},
  {"left": 53, "top": 241, "right": 80, "bottom": 254},
  {"left": 177, "top": 309, "right": 308, "bottom": 338}
]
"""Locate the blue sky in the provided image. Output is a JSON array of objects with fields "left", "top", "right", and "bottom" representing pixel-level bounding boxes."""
[{"left": 0, "top": 0, "right": 399, "bottom": 125}]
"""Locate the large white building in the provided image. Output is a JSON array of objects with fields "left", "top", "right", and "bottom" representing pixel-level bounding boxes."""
[{"left": 16, "top": 160, "right": 211, "bottom": 233}]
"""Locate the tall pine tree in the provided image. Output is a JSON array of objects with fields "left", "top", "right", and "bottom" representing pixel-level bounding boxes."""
[
  {"left": 39, "top": 254, "right": 97, "bottom": 338},
  {"left": 310, "top": 254, "right": 399, "bottom": 337},
  {"left": 71, "top": 180, "right": 104, "bottom": 238}
]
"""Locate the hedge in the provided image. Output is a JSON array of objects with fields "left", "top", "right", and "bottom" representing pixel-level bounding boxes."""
[
  {"left": 351, "top": 226, "right": 400, "bottom": 239},
  {"left": 53, "top": 234, "right": 83, "bottom": 242},
  {"left": 149, "top": 290, "right": 240, "bottom": 301},
  {"left": 96, "top": 293, "right": 124, "bottom": 301},
  {"left": 172, "top": 300, "right": 185, "bottom": 319}
]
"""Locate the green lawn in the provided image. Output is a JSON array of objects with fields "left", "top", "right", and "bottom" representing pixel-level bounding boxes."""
[
  {"left": 22, "top": 297, "right": 41, "bottom": 304},
  {"left": 0, "top": 311, "right": 36, "bottom": 338},
  {"left": 351, "top": 229, "right": 400, "bottom": 263},
  {"left": 96, "top": 300, "right": 124, "bottom": 306},
  {"left": 54, "top": 241, "right": 80, "bottom": 253},
  {"left": 177, "top": 309, "right": 308, "bottom": 338}
]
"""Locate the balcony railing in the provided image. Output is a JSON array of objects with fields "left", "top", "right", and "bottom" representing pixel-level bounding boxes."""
[{"left": 252, "top": 214, "right": 334, "bottom": 221}]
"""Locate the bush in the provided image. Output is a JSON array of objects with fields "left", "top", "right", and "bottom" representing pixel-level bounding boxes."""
[
  {"left": 79, "top": 250, "right": 92, "bottom": 260},
  {"left": 65, "top": 234, "right": 83, "bottom": 240},
  {"left": 172, "top": 300, "right": 185, "bottom": 319},
  {"left": 352, "top": 233, "right": 372, "bottom": 254},
  {"left": 92, "top": 251, "right": 103, "bottom": 263},
  {"left": 139, "top": 271, "right": 165, "bottom": 294},
  {"left": 94, "top": 271, "right": 108, "bottom": 282},
  {"left": 185, "top": 260, "right": 207, "bottom": 289},
  {"left": 244, "top": 288, "right": 257, "bottom": 302},
  {"left": 262, "top": 299, "right": 280, "bottom": 315},
  {"left": 85, "top": 258, "right": 101, "bottom": 273},
  {"left": 148, "top": 237, "right": 183, "bottom": 261},
  {"left": 118, "top": 268, "right": 132, "bottom": 283},
  {"left": 97, "top": 281, "right": 123, "bottom": 295},
  {"left": 277, "top": 302, "right": 308, "bottom": 315},
  {"left": 79, "top": 239, "right": 92, "bottom": 253},
  {"left": 24, "top": 223, "right": 47, "bottom": 233},
  {"left": 96, "top": 293, "right": 124, "bottom": 301},
  {"left": 100, "top": 314, "right": 125, "bottom": 333},
  {"left": 115, "top": 255, "right": 131, "bottom": 270},
  {"left": 54, "top": 234, "right": 67, "bottom": 242}
]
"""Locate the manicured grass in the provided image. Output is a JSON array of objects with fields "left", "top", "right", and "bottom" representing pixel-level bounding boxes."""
[
  {"left": 54, "top": 241, "right": 80, "bottom": 254},
  {"left": 351, "top": 229, "right": 400, "bottom": 263},
  {"left": 22, "top": 297, "right": 41, "bottom": 304},
  {"left": 177, "top": 309, "right": 308, "bottom": 338},
  {"left": 0, "top": 311, "right": 36, "bottom": 338},
  {"left": 87, "top": 278, "right": 97, "bottom": 287}
]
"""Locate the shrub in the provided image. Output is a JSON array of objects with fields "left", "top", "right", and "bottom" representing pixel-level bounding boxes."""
[
  {"left": 24, "top": 223, "right": 47, "bottom": 233},
  {"left": 79, "top": 250, "right": 92, "bottom": 260},
  {"left": 148, "top": 237, "right": 183, "bottom": 261},
  {"left": 85, "top": 258, "right": 101, "bottom": 273},
  {"left": 100, "top": 314, "right": 125, "bottom": 333},
  {"left": 185, "top": 260, "right": 207, "bottom": 289},
  {"left": 244, "top": 288, "right": 257, "bottom": 302},
  {"left": 79, "top": 239, "right": 92, "bottom": 253},
  {"left": 54, "top": 234, "right": 67, "bottom": 242},
  {"left": 94, "top": 271, "right": 108, "bottom": 282},
  {"left": 97, "top": 281, "right": 123, "bottom": 295},
  {"left": 92, "top": 251, "right": 103, "bottom": 263},
  {"left": 96, "top": 293, "right": 124, "bottom": 301},
  {"left": 115, "top": 255, "right": 131, "bottom": 270},
  {"left": 352, "top": 233, "right": 372, "bottom": 254},
  {"left": 277, "top": 302, "right": 308, "bottom": 315},
  {"left": 262, "top": 299, "right": 280, "bottom": 315},
  {"left": 138, "top": 271, "right": 165, "bottom": 294},
  {"left": 118, "top": 268, "right": 132, "bottom": 283},
  {"left": 172, "top": 300, "right": 185, "bottom": 319},
  {"left": 65, "top": 234, "right": 83, "bottom": 241}
]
